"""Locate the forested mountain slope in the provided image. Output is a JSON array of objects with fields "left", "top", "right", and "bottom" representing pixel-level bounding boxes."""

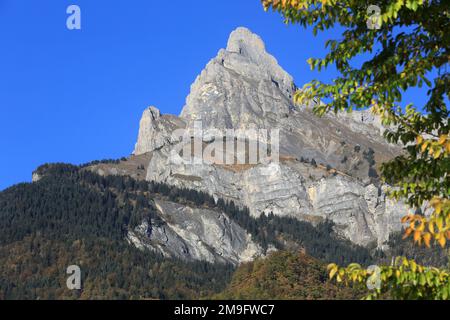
[
  {"left": 0, "top": 163, "right": 374, "bottom": 299},
  {"left": 1, "top": 163, "right": 446, "bottom": 299}
]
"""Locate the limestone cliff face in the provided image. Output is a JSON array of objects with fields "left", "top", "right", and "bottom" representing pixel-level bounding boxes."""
[
  {"left": 130, "top": 27, "right": 406, "bottom": 251},
  {"left": 145, "top": 148, "right": 405, "bottom": 248}
]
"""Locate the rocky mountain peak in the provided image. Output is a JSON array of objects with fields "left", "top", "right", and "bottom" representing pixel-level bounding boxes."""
[
  {"left": 180, "top": 27, "right": 295, "bottom": 128},
  {"left": 225, "top": 27, "right": 294, "bottom": 91},
  {"left": 226, "top": 27, "right": 266, "bottom": 57}
]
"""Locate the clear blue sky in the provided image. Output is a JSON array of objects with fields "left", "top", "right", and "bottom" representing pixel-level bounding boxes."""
[{"left": 0, "top": 1, "right": 432, "bottom": 190}]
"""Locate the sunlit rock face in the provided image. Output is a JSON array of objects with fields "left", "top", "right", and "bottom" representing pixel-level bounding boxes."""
[
  {"left": 145, "top": 148, "right": 405, "bottom": 248},
  {"left": 129, "top": 27, "right": 406, "bottom": 252},
  {"left": 180, "top": 27, "right": 296, "bottom": 129}
]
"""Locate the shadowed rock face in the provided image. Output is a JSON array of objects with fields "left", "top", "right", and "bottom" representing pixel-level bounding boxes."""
[
  {"left": 126, "top": 199, "right": 262, "bottom": 266},
  {"left": 127, "top": 27, "right": 407, "bottom": 255}
]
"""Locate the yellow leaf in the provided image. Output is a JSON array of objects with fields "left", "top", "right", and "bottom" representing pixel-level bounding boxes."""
[
  {"left": 402, "top": 258, "right": 409, "bottom": 267},
  {"left": 421, "top": 141, "right": 428, "bottom": 153},
  {"left": 401, "top": 215, "right": 411, "bottom": 223},
  {"left": 329, "top": 267, "right": 338, "bottom": 279},
  {"left": 416, "top": 135, "right": 423, "bottom": 144},
  {"left": 433, "top": 148, "right": 442, "bottom": 159},
  {"left": 403, "top": 227, "right": 413, "bottom": 239},
  {"left": 407, "top": 225, "right": 414, "bottom": 233},
  {"left": 413, "top": 230, "right": 421, "bottom": 243},
  {"left": 435, "top": 202, "right": 442, "bottom": 215},
  {"left": 438, "top": 135, "right": 447, "bottom": 145},
  {"left": 428, "top": 146, "right": 435, "bottom": 156},
  {"left": 429, "top": 222, "right": 435, "bottom": 234},
  {"left": 410, "top": 260, "right": 417, "bottom": 272},
  {"left": 436, "top": 217, "right": 444, "bottom": 231},
  {"left": 438, "top": 236, "right": 446, "bottom": 248},
  {"left": 430, "top": 197, "right": 439, "bottom": 206},
  {"left": 423, "top": 232, "right": 431, "bottom": 248},
  {"left": 417, "top": 221, "right": 425, "bottom": 232}
]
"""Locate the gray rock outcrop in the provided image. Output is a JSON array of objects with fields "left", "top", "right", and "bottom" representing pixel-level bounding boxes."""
[
  {"left": 134, "top": 106, "right": 185, "bottom": 155},
  {"left": 145, "top": 148, "right": 405, "bottom": 248}
]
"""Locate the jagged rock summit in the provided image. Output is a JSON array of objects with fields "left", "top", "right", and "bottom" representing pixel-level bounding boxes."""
[
  {"left": 135, "top": 27, "right": 398, "bottom": 179},
  {"left": 99, "top": 27, "right": 407, "bottom": 260},
  {"left": 180, "top": 27, "right": 296, "bottom": 129}
]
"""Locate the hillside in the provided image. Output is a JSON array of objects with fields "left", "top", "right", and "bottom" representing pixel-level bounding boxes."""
[
  {"left": 0, "top": 163, "right": 377, "bottom": 299},
  {"left": 0, "top": 164, "right": 234, "bottom": 299},
  {"left": 1, "top": 163, "right": 447, "bottom": 299}
]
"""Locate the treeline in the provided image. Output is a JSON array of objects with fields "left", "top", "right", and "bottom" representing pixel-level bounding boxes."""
[{"left": 78, "top": 158, "right": 128, "bottom": 168}]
